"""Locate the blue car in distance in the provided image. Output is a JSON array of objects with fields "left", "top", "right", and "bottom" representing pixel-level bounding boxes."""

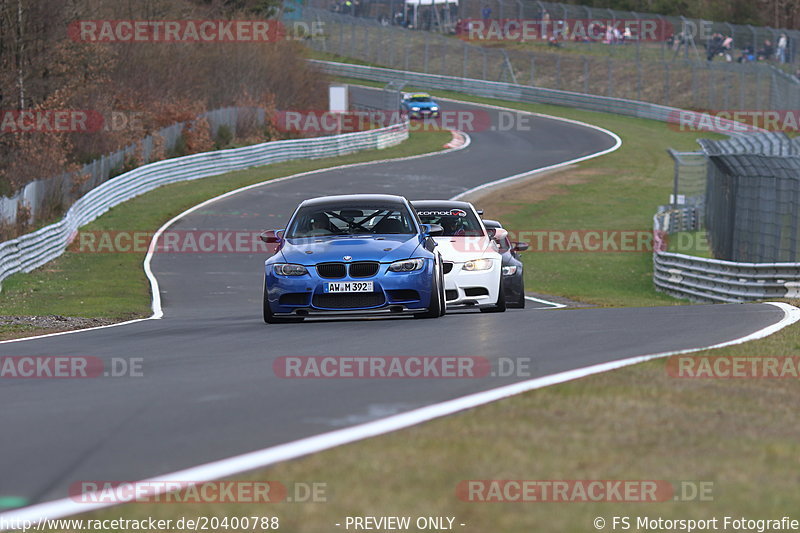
[
  {"left": 260, "top": 194, "right": 446, "bottom": 323},
  {"left": 400, "top": 92, "right": 440, "bottom": 119}
]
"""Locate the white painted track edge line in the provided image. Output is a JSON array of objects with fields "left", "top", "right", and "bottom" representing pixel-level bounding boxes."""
[
  {"left": 524, "top": 295, "right": 567, "bottom": 308},
  {"left": 2, "top": 301, "right": 797, "bottom": 525}
]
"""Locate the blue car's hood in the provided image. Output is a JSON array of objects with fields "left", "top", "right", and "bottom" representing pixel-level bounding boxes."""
[{"left": 279, "top": 235, "right": 423, "bottom": 265}]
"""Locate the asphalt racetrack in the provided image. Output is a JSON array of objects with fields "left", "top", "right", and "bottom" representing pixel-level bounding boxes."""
[{"left": 0, "top": 88, "right": 787, "bottom": 510}]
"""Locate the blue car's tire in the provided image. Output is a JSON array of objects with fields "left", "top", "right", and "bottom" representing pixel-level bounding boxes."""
[{"left": 415, "top": 256, "right": 444, "bottom": 319}]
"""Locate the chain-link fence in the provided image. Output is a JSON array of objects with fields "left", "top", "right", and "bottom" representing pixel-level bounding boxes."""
[
  {"left": 705, "top": 153, "right": 800, "bottom": 262},
  {"left": 0, "top": 107, "right": 266, "bottom": 227},
  {"left": 698, "top": 133, "right": 800, "bottom": 262},
  {"left": 668, "top": 149, "right": 707, "bottom": 205},
  {"left": 308, "top": 0, "right": 800, "bottom": 69},
  {"left": 302, "top": 8, "right": 800, "bottom": 111}
]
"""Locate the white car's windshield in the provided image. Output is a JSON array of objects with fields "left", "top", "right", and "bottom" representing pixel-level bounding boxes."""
[{"left": 416, "top": 207, "right": 484, "bottom": 236}]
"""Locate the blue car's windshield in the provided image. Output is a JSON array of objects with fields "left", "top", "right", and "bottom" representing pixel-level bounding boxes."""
[
  {"left": 286, "top": 205, "right": 417, "bottom": 238},
  {"left": 408, "top": 96, "right": 432, "bottom": 103}
]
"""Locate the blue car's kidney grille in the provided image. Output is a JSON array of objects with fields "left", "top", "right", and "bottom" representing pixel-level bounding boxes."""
[
  {"left": 349, "top": 261, "right": 379, "bottom": 278},
  {"left": 313, "top": 293, "right": 386, "bottom": 309},
  {"left": 316, "top": 262, "right": 346, "bottom": 278}
]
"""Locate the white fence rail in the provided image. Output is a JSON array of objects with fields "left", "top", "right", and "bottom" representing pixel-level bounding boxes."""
[{"left": 0, "top": 121, "right": 408, "bottom": 289}]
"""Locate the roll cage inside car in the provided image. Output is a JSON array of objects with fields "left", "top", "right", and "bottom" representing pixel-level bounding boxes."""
[{"left": 286, "top": 206, "right": 417, "bottom": 238}]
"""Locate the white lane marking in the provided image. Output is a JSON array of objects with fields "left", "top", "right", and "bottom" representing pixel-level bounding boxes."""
[
  {"left": 0, "top": 129, "right": 471, "bottom": 344},
  {"left": 525, "top": 295, "right": 567, "bottom": 308},
  {"left": 2, "top": 301, "right": 797, "bottom": 525}
]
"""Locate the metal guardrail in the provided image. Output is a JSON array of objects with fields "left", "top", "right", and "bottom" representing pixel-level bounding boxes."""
[
  {"left": 0, "top": 121, "right": 409, "bottom": 290},
  {"left": 314, "top": 59, "right": 800, "bottom": 303},
  {"left": 0, "top": 107, "right": 267, "bottom": 226},
  {"left": 312, "top": 59, "right": 765, "bottom": 133},
  {"left": 653, "top": 210, "right": 800, "bottom": 303}
]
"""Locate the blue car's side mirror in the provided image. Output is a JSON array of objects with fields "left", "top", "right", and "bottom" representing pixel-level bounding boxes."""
[{"left": 259, "top": 229, "right": 285, "bottom": 243}]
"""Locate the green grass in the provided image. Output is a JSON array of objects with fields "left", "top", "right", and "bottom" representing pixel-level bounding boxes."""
[{"left": 0, "top": 129, "right": 451, "bottom": 335}]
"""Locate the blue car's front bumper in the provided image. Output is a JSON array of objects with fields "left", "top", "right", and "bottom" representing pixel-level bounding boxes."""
[
  {"left": 406, "top": 109, "right": 440, "bottom": 119},
  {"left": 265, "top": 260, "right": 435, "bottom": 317}
]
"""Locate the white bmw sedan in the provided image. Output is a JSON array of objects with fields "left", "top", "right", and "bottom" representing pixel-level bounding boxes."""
[{"left": 413, "top": 200, "right": 506, "bottom": 312}]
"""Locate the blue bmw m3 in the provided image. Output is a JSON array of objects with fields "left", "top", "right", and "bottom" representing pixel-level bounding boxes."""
[{"left": 260, "top": 194, "right": 446, "bottom": 323}]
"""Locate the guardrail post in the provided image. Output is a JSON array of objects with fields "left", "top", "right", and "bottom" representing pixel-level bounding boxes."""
[
  {"left": 583, "top": 57, "right": 589, "bottom": 95},
  {"left": 463, "top": 43, "right": 469, "bottom": 79},
  {"left": 529, "top": 55, "right": 535, "bottom": 86}
]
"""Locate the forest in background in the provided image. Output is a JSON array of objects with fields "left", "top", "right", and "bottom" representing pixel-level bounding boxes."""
[{"left": 0, "top": 0, "right": 325, "bottom": 196}]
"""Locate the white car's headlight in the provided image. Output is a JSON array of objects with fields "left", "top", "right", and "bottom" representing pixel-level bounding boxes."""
[
  {"left": 273, "top": 263, "right": 308, "bottom": 276},
  {"left": 389, "top": 258, "right": 425, "bottom": 272},
  {"left": 463, "top": 258, "right": 493, "bottom": 271},
  {"left": 502, "top": 265, "right": 518, "bottom": 275}
]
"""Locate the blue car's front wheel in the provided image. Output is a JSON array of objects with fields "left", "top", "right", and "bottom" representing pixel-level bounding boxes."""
[
  {"left": 263, "top": 275, "right": 304, "bottom": 324},
  {"left": 414, "top": 256, "right": 445, "bottom": 319}
]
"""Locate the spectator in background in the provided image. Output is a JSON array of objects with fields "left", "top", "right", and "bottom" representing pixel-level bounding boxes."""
[
  {"left": 737, "top": 46, "right": 755, "bottom": 63},
  {"left": 481, "top": 5, "right": 491, "bottom": 20},
  {"left": 706, "top": 33, "right": 723, "bottom": 61},
  {"left": 721, "top": 36, "right": 733, "bottom": 61},
  {"left": 758, "top": 39, "right": 774, "bottom": 60},
  {"left": 777, "top": 34, "right": 788, "bottom": 64},
  {"left": 623, "top": 26, "right": 632, "bottom": 43}
]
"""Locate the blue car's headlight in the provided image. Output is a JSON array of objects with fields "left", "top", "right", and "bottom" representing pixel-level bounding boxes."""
[
  {"left": 502, "top": 265, "right": 518, "bottom": 275},
  {"left": 431, "top": 106, "right": 439, "bottom": 111},
  {"left": 411, "top": 106, "right": 420, "bottom": 111},
  {"left": 388, "top": 258, "right": 425, "bottom": 272},
  {"left": 273, "top": 263, "right": 308, "bottom": 276}
]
